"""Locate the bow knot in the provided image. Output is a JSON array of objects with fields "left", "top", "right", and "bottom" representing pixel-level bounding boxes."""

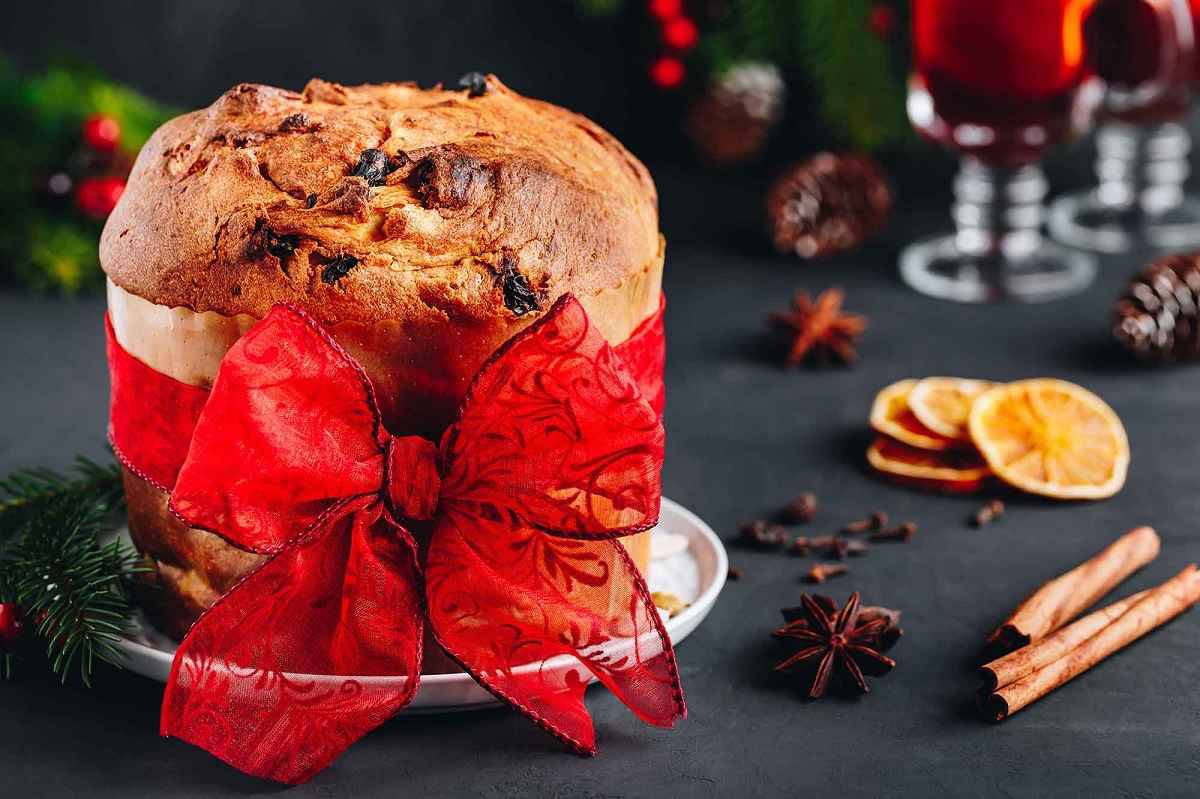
[
  {"left": 145, "top": 294, "right": 682, "bottom": 784},
  {"left": 385, "top": 435, "right": 441, "bottom": 521}
]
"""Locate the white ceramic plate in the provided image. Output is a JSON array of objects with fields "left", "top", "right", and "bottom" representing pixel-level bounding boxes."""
[{"left": 113, "top": 497, "right": 726, "bottom": 713}]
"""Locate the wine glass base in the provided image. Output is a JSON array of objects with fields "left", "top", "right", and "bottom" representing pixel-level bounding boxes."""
[
  {"left": 1048, "top": 191, "right": 1200, "bottom": 253},
  {"left": 899, "top": 235, "right": 1097, "bottom": 303}
]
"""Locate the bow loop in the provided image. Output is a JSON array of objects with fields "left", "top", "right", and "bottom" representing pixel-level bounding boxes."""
[
  {"left": 170, "top": 304, "right": 388, "bottom": 553},
  {"left": 439, "top": 294, "right": 665, "bottom": 539},
  {"left": 385, "top": 435, "right": 441, "bottom": 521}
]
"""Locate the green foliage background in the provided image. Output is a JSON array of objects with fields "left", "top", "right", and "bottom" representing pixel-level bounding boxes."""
[
  {"left": 581, "top": 0, "right": 909, "bottom": 151},
  {"left": 0, "top": 59, "right": 175, "bottom": 293}
]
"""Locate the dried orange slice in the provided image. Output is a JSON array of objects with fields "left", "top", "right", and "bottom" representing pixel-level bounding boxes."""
[
  {"left": 866, "top": 436, "right": 990, "bottom": 493},
  {"left": 967, "top": 379, "right": 1129, "bottom": 500},
  {"left": 908, "top": 377, "right": 995, "bottom": 441},
  {"left": 869, "top": 379, "right": 957, "bottom": 451}
]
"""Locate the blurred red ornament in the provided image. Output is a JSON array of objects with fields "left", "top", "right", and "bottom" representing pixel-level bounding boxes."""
[
  {"left": 75, "top": 176, "right": 126, "bottom": 218},
  {"left": 663, "top": 16, "right": 699, "bottom": 49},
  {"left": 82, "top": 113, "right": 121, "bottom": 152},
  {"left": 650, "top": 56, "right": 686, "bottom": 88},
  {"left": 649, "top": 0, "right": 683, "bottom": 20},
  {"left": 868, "top": 3, "right": 897, "bottom": 38},
  {"left": 0, "top": 603, "right": 23, "bottom": 650}
]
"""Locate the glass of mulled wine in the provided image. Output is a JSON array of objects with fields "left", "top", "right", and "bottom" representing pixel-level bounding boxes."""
[
  {"left": 902, "top": 0, "right": 1098, "bottom": 303},
  {"left": 1048, "top": 0, "right": 1200, "bottom": 253}
]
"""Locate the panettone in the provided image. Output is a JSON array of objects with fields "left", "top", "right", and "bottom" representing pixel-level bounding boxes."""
[{"left": 100, "top": 76, "right": 666, "bottom": 656}]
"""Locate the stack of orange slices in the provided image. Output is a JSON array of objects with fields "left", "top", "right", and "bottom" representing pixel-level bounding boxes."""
[{"left": 867, "top": 377, "right": 1129, "bottom": 500}]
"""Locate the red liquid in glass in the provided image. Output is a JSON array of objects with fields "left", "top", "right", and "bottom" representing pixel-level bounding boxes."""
[
  {"left": 1194, "top": 0, "right": 1200, "bottom": 78},
  {"left": 910, "top": 0, "right": 1095, "bottom": 165},
  {"left": 1087, "top": 0, "right": 1193, "bottom": 123}
]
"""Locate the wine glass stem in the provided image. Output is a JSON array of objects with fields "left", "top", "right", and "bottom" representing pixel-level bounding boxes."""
[
  {"left": 1093, "top": 121, "right": 1190, "bottom": 215},
  {"left": 952, "top": 158, "right": 1046, "bottom": 260}
]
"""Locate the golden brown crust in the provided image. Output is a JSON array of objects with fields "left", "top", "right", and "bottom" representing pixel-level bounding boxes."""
[{"left": 100, "top": 76, "right": 661, "bottom": 328}]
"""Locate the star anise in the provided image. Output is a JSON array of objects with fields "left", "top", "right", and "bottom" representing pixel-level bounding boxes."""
[
  {"left": 772, "top": 592, "right": 899, "bottom": 698},
  {"left": 768, "top": 287, "right": 867, "bottom": 367}
]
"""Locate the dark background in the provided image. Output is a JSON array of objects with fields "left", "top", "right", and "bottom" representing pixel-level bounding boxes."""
[
  {"left": 2, "top": 3, "right": 1199, "bottom": 798},
  {"left": 0, "top": 1, "right": 664, "bottom": 154}
]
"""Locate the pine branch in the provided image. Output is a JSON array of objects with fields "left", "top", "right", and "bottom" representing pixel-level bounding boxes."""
[
  {"left": 797, "top": 0, "right": 908, "bottom": 150},
  {"left": 0, "top": 455, "right": 123, "bottom": 544},
  {"left": 3, "top": 494, "right": 143, "bottom": 686},
  {"left": 694, "top": 0, "right": 907, "bottom": 150}
]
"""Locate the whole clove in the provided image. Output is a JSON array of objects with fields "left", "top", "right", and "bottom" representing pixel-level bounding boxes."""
[
  {"left": 972, "top": 499, "right": 1006, "bottom": 528},
  {"left": 727, "top": 566, "right": 744, "bottom": 581},
  {"left": 804, "top": 563, "right": 849, "bottom": 584},
  {"left": 781, "top": 492, "right": 818, "bottom": 524},
  {"left": 739, "top": 520, "right": 790, "bottom": 550},
  {"left": 871, "top": 522, "right": 917, "bottom": 543},
  {"left": 809, "top": 535, "right": 868, "bottom": 560},
  {"left": 842, "top": 511, "right": 888, "bottom": 535}
]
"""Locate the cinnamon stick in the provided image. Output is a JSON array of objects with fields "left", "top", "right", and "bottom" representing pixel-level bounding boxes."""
[
  {"left": 979, "top": 589, "right": 1150, "bottom": 693},
  {"left": 984, "top": 526, "right": 1160, "bottom": 657},
  {"left": 983, "top": 565, "right": 1200, "bottom": 722}
]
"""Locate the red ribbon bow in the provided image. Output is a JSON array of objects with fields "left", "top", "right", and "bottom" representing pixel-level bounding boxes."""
[{"left": 131, "top": 294, "right": 684, "bottom": 783}]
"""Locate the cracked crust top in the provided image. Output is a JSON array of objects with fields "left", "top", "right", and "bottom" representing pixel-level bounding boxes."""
[{"left": 100, "top": 76, "right": 661, "bottom": 326}]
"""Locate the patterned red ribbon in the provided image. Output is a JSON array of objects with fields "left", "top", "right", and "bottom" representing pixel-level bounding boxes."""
[{"left": 106, "top": 294, "right": 682, "bottom": 784}]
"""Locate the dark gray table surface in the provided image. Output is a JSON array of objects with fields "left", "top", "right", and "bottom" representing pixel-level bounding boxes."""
[{"left": 2, "top": 166, "right": 1199, "bottom": 799}]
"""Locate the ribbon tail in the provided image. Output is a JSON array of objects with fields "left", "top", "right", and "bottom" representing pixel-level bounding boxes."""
[
  {"left": 425, "top": 512, "right": 685, "bottom": 755},
  {"left": 161, "top": 501, "right": 424, "bottom": 784}
]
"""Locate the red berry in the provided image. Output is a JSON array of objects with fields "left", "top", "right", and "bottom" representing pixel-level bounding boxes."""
[
  {"left": 0, "top": 603, "right": 23, "bottom": 649},
  {"left": 648, "top": 0, "right": 682, "bottom": 20},
  {"left": 75, "top": 176, "right": 126, "bottom": 219},
  {"left": 663, "top": 16, "right": 699, "bottom": 50},
  {"left": 82, "top": 113, "right": 122, "bottom": 152},
  {"left": 867, "top": 4, "right": 897, "bottom": 38},
  {"left": 650, "top": 56, "right": 686, "bottom": 89}
]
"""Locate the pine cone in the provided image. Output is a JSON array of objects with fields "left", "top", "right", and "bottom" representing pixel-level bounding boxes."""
[
  {"left": 1114, "top": 254, "right": 1200, "bottom": 362},
  {"left": 686, "top": 62, "right": 785, "bottom": 164},
  {"left": 766, "top": 153, "right": 892, "bottom": 259}
]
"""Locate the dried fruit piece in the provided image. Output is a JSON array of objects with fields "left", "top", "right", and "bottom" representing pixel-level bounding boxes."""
[
  {"left": 351, "top": 148, "right": 400, "bottom": 187},
  {"left": 968, "top": 379, "right": 1129, "bottom": 500},
  {"left": 869, "top": 379, "right": 957, "bottom": 452},
  {"left": 866, "top": 436, "right": 990, "bottom": 494},
  {"left": 279, "top": 112, "right": 318, "bottom": 133},
  {"left": 908, "top": 377, "right": 995, "bottom": 441},
  {"left": 265, "top": 230, "right": 300, "bottom": 259},
  {"left": 321, "top": 255, "right": 359, "bottom": 285},
  {"left": 651, "top": 591, "right": 689, "bottom": 618},
  {"left": 458, "top": 71, "right": 489, "bottom": 97},
  {"left": 496, "top": 253, "right": 540, "bottom": 316}
]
